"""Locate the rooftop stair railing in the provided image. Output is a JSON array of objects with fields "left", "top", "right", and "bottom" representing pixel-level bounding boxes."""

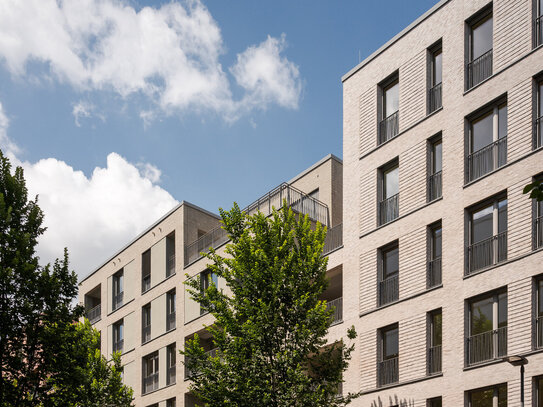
[{"left": 467, "top": 49, "right": 493, "bottom": 89}]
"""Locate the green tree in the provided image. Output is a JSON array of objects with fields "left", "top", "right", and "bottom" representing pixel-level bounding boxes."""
[
  {"left": 0, "top": 150, "right": 133, "bottom": 406},
  {"left": 183, "top": 203, "right": 360, "bottom": 407},
  {"left": 524, "top": 180, "right": 543, "bottom": 201}
]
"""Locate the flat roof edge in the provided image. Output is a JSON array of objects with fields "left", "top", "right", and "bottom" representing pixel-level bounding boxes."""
[{"left": 288, "top": 154, "right": 342, "bottom": 185}]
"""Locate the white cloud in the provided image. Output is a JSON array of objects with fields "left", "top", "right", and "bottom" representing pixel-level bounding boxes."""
[
  {"left": 72, "top": 100, "right": 98, "bottom": 127},
  {"left": 0, "top": 102, "right": 19, "bottom": 157},
  {"left": 0, "top": 0, "right": 302, "bottom": 121}
]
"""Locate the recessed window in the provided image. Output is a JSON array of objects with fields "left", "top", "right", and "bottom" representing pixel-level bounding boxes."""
[
  {"left": 535, "top": 375, "right": 543, "bottom": 407},
  {"left": 535, "top": 79, "right": 543, "bottom": 149},
  {"left": 142, "top": 351, "right": 159, "bottom": 394},
  {"left": 428, "top": 222, "right": 442, "bottom": 288},
  {"left": 428, "top": 136, "right": 442, "bottom": 202},
  {"left": 113, "top": 319, "right": 124, "bottom": 354},
  {"left": 466, "top": 7, "right": 493, "bottom": 89},
  {"left": 167, "top": 289, "right": 176, "bottom": 331},
  {"left": 378, "top": 324, "right": 399, "bottom": 387},
  {"left": 142, "top": 303, "right": 151, "bottom": 344},
  {"left": 142, "top": 249, "right": 151, "bottom": 293},
  {"left": 535, "top": 0, "right": 543, "bottom": 48},
  {"left": 533, "top": 175, "right": 543, "bottom": 250},
  {"left": 427, "top": 309, "right": 442, "bottom": 375},
  {"left": 428, "top": 42, "right": 442, "bottom": 113},
  {"left": 378, "top": 241, "right": 399, "bottom": 307},
  {"left": 467, "top": 383, "right": 507, "bottom": 407},
  {"left": 378, "top": 160, "right": 399, "bottom": 226},
  {"left": 427, "top": 397, "right": 442, "bottom": 407},
  {"left": 167, "top": 343, "right": 176, "bottom": 385},
  {"left": 536, "top": 278, "right": 543, "bottom": 349},
  {"left": 200, "top": 269, "right": 217, "bottom": 316},
  {"left": 378, "top": 74, "right": 400, "bottom": 144},
  {"left": 112, "top": 269, "right": 124, "bottom": 311}
]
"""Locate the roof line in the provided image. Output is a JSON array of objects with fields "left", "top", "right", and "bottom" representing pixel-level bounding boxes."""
[{"left": 287, "top": 154, "right": 342, "bottom": 185}]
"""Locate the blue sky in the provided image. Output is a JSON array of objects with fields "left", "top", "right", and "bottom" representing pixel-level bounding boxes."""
[{"left": 0, "top": 0, "right": 438, "bottom": 277}]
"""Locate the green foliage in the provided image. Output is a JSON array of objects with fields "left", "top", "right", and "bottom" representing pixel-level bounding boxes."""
[
  {"left": 183, "top": 203, "right": 360, "bottom": 407},
  {"left": 523, "top": 180, "right": 543, "bottom": 201}
]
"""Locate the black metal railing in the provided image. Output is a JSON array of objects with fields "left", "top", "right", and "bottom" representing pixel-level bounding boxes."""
[
  {"left": 466, "top": 137, "right": 507, "bottom": 182},
  {"left": 428, "top": 345, "right": 442, "bottom": 375},
  {"left": 428, "top": 82, "right": 442, "bottom": 113},
  {"left": 535, "top": 15, "right": 543, "bottom": 48},
  {"left": 86, "top": 303, "right": 101, "bottom": 324},
  {"left": 379, "top": 193, "right": 399, "bottom": 226},
  {"left": 323, "top": 223, "right": 343, "bottom": 255},
  {"left": 536, "top": 316, "right": 543, "bottom": 349},
  {"left": 534, "top": 216, "right": 543, "bottom": 250},
  {"left": 326, "top": 297, "right": 343, "bottom": 326},
  {"left": 427, "top": 257, "right": 442, "bottom": 288},
  {"left": 428, "top": 171, "right": 442, "bottom": 202},
  {"left": 142, "top": 274, "right": 151, "bottom": 293},
  {"left": 379, "top": 111, "right": 399, "bottom": 145},
  {"left": 535, "top": 116, "right": 543, "bottom": 150},
  {"left": 113, "top": 339, "right": 123, "bottom": 354},
  {"left": 467, "top": 49, "right": 493, "bottom": 89},
  {"left": 466, "top": 231, "right": 507, "bottom": 275},
  {"left": 467, "top": 327, "right": 507, "bottom": 365},
  {"left": 142, "top": 324, "right": 151, "bottom": 344},
  {"left": 113, "top": 292, "right": 123, "bottom": 311},
  {"left": 167, "top": 311, "right": 176, "bottom": 331},
  {"left": 143, "top": 372, "right": 158, "bottom": 394},
  {"left": 167, "top": 254, "right": 176, "bottom": 277},
  {"left": 184, "top": 183, "right": 329, "bottom": 266},
  {"left": 379, "top": 275, "right": 399, "bottom": 307},
  {"left": 377, "top": 357, "right": 399, "bottom": 387},
  {"left": 167, "top": 365, "right": 176, "bottom": 385}
]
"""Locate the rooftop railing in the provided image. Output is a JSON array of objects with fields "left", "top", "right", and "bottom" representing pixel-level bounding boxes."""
[
  {"left": 428, "top": 171, "right": 442, "bottom": 202},
  {"left": 428, "top": 82, "right": 442, "bottom": 114},
  {"left": 534, "top": 216, "right": 543, "bottom": 250},
  {"left": 466, "top": 231, "right": 507, "bottom": 275},
  {"left": 378, "top": 275, "right": 399, "bottom": 307},
  {"left": 467, "top": 49, "right": 493, "bottom": 89},
  {"left": 467, "top": 327, "right": 507, "bottom": 365},
  {"left": 377, "top": 357, "right": 399, "bottom": 387},
  {"left": 427, "top": 257, "right": 442, "bottom": 288},
  {"left": 379, "top": 193, "right": 399, "bottom": 226},
  {"left": 326, "top": 297, "right": 343, "bottom": 326},
  {"left": 428, "top": 345, "right": 442, "bottom": 375},
  {"left": 86, "top": 303, "right": 101, "bottom": 324},
  {"left": 378, "top": 111, "right": 399, "bottom": 145},
  {"left": 323, "top": 223, "right": 343, "bottom": 255},
  {"left": 143, "top": 372, "right": 158, "bottom": 394},
  {"left": 466, "top": 137, "right": 507, "bottom": 183}
]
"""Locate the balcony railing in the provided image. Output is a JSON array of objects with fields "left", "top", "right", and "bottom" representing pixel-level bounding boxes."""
[
  {"left": 323, "top": 223, "right": 343, "bottom": 255},
  {"left": 536, "top": 316, "right": 543, "bottom": 349},
  {"left": 112, "top": 292, "right": 123, "bottom": 311},
  {"left": 86, "top": 303, "right": 101, "bottom": 324},
  {"left": 428, "top": 345, "right": 442, "bottom": 375},
  {"left": 534, "top": 216, "right": 543, "bottom": 250},
  {"left": 167, "top": 365, "right": 176, "bottom": 385},
  {"left": 113, "top": 339, "right": 123, "bottom": 354},
  {"left": 377, "top": 357, "right": 399, "bottom": 387},
  {"left": 467, "top": 326, "right": 507, "bottom": 365},
  {"left": 535, "top": 116, "right": 543, "bottom": 150},
  {"left": 167, "top": 311, "right": 176, "bottom": 331},
  {"left": 428, "top": 82, "right": 442, "bottom": 113},
  {"left": 427, "top": 257, "right": 442, "bottom": 288},
  {"left": 142, "top": 274, "right": 151, "bottom": 293},
  {"left": 466, "top": 137, "right": 507, "bottom": 183},
  {"left": 466, "top": 231, "right": 507, "bottom": 275},
  {"left": 467, "top": 49, "right": 493, "bottom": 89},
  {"left": 379, "top": 275, "right": 399, "bottom": 307},
  {"left": 379, "top": 111, "right": 399, "bottom": 145},
  {"left": 428, "top": 171, "right": 442, "bottom": 202},
  {"left": 185, "top": 348, "right": 218, "bottom": 379},
  {"left": 167, "top": 254, "right": 176, "bottom": 277},
  {"left": 535, "top": 15, "right": 543, "bottom": 48},
  {"left": 326, "top": 297, "right": 343, "bottom": 326},
  {"left": 379, "top": 193, "right": 399, "bottom": 226},
  {"left": 184, "top": 183, "right": 329, "bottom": 266},
  {"left": 143, "top": 372, "right": 159, "bottom": 394},
  {"left": 142, "top": 324, "right": 151, "bottom": 344}
]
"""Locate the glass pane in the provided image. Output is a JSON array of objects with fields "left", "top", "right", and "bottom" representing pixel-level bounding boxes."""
[
  {"left": 432, "top": 141, "right": 442, "bottom": 173},
  {"left": 432, "top": 312, "right": 442, "bottom": 346},
  {"left": 432, "top": 227, "right": 442, "bottom": 258},
  {"left": 471, "top": 296, "right": 493, "bottom": 335},
  {"left": 384, "top": 166, "right": 399, "bottom": 198},
  {"left": 429, "top": 398, "right": 442, "bottom": 407},
  {"left": 119, "top": 323, "right": 123, "bottom": 340},
  {"left": 383, "top": 327, "right": 398, "bottom": 359},
  {"left": 472, "top": 204, "right": 493, "bottom": 243},
  {"left": 539, "top": 82, "right": 543, "bottom": 118},
  {"left": 540, "top": 0, "right": 543, "bottom": 17},
  {"left": 471, "top": 111, "right": 493, "bottom": 152},
  {"left": 538, "top": 280, "right": 543, "bottom": 317},
  {"left": 472, "top": 16, "right": 493, "bottom": 60},
  {"left": 538, "top": 198, "right": 543, "bottom": 218},
  {"left": 497, "top": 384, "right": 507, "bottom": 407},
  {"left": 383, "top": 246, "right": 399, "bottom": 278},
  {"left": 470, "top": 388, "right": 494, "bottom": 407},
  {"left": 498, "top": 199, "right": 507, "bottom": 233},
  {"left": 498, "top": 104, "right": 507, "bottom": 139},
  {"left": 384, "top": 81, "right": 399, "bottom": 117},
  {"left": 498, "top": 292, "right": 507, "bottom": 328},
  {"left": 433, "top": 50, "right": 442, "bottom": 85},
  {"left": 538, "top": 377, "right": 543, "bottom": 407}
]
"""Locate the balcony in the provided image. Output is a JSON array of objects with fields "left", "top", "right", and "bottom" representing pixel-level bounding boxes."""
[
  {"left": 535, "top": 15, "right": 543, "bottom": 48},
  {"left": 466, "top": 231, "right": 507, "bottom": 275},
  {"left": 323, "top": 223, "right": 343, "bottom": 255},
  {"left": 378, "top": 111, "right": 399, "bottom": 145},
  {"left": 86, "top": 303, "right": 101, "bottom": 324},
  {"left": 428, "top": 82, "right": 442, "bottom": 114},
  {"left": 428, "top": 345, "right": 442, "bottom": 375},
  {"left": 326, "top": 297, "right": 343, "bottom": 326},
  {"left": 378, "top": 275, "right": 399, "bottom": 307},
  {"left": 167, "top": 364, "right": 176, "bottom": 385},
  {"left": 466, "top": 137, "right": 507, "bottom": 183},
  {"left": 113, "top": 339, "right": 123, "bottom": 354},
  {"left": 167, "top": 254, "right": 176, "bottom": 277},
  {"left": 535, "top": 116, "right": 543, "bottom": 150},
  {"left": 142, "top": 324, "right": 151, "bottom": 344},
  {"left": 428, "top": 171, "right": 442, "bottom": 202},
  {"left": 112, "top": 291, "right": 123, "bottom": 311},
  {"left": 184, "top": 183, "right": 329, "bottom": 266},
  {"left": 536, "top": 316, "right": 543, "bottom": 349},
  {"left": 167, "top": 311, "right": 176, "bottom": 331},
  {"left": 377, "top": 357, "right": 398, "bottom": 387},
  {"left": 427, "top": 257, "right": 442, "bottom": 288},
  {"left": 143, "top": 372, "right": 158, "bottom": 394},
  {"left": 535, "top": 216, "right": 543, "bottom": 250},
  {"left": 467, "top": 326, "right": 507, "bottom": 365},
  {"left": 467, "top": 49, "right": 493, "bottom": 89},
  {"left": 379, "top": 193, "right": 399, "bottom": 226},
  {"left": 185, "top": 348, "right": 218, "bottom": 379},
  {"left": 142, "top": 274, "right": 151, "bottom": 293}
]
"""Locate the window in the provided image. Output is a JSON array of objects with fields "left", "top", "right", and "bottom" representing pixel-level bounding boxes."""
[
  {"left": 378, "top": 241, "right": 399, "bottom": 307},
  {"left": 378, "top": 324, "right": 399, "bottom": 387},
  {"left": 200, "top": 269, "right": 217, "bottom": 316},
  {"left": 112, "top": 270, "right": 124, "bottom": 311},
  {"left": 536, "top": 278, "right": 543, "bottom": 349},
  {"left": 142, "top": 249, "right": 151, "bottom": 293},
  {"left": 113, "top": 319, "right": 124, "bottom": 354},
  {"left": 536, "top": 376, "right": 543, "bottom": 407},
  {"left": 467, "top": 196, "right": 507, "bottom": 274},
  {"left": 466, "top": 8, "right": 493, "bottom": 89},
  {"left": 466, "top": 102, "right": 507, "bottom": 182},
  {"left": 428, "top": 222, "right": 442, "bottom": 287},
  {"left": 535, "top": 79, "right": 543, "bottom": 149},
  {"left": 427, "top": 397, "right": 442, "bottom": 407},
  {"left": 428, "top": 136, "right": 442, "bottom": 202},
  {"left": 467, "top": 383, "right": 507, "bottom": 407},
  {"left": 428, "top": 42, "right": 442, "bottom": 113},
  {"left": 427, "top": 309, "right": 442, "bottom": 375},
  {"left": 467, "top": 290, "right": 507, "bottom": 365},
  {"left": 167, "top": 343, "right": 176, "bottom": 385},
  {"left": 84, "top": 285, "right": 101, "bottom": 324},
  {"left": 379, "top": 160, "right": 399, "bottom": 225},
  {"left": 533, "top": 175, "right": 543, "bottom": 249},
  {"left": 142, "top": 304, "right": 151, "bottom": 344},
  {"left": 379, "top": 73, "right": 400, "bottom": 144},
  {"left": 166, "top": 234, "right": 176, "bottom": 278},
  {"left": 535, "top": 0, "right": 543, "bottom": 48},
  {"left": 142, "top": 351, "right": 159, "bottom": 394},
  {"left": 166, "top": 399, "right": 176, "bottom": 407},
  {"left": 167, "top": 289, "right": 176, "bottom": 331}
]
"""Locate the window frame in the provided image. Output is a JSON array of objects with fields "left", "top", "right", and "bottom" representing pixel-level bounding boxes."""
[
  {"left": 465, "top": 5, "right": 493, "bottom": 90},
  {"left": 113, "top": 319, "right": 124, "bottom": 353},
  {"left": 466, "top": 382, "right": 507, "bottom": 407},
  {"left": 112, "top": 269, "right": 124, "bottom": 311},
  {"left": 427, "top": 40, "right": 443, "bottom": 114}
]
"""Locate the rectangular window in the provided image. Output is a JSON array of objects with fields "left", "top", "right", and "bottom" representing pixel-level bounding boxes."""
[
  {"left": 166, "top": 399, "right": 176, "bottom": 407},
  {"left": 467, "top": 383, "right": 507, "bottom": 407},
  {"left": 84, "top": 285, "right": 101, "bottom": 324},
  {"left": 142, "top": 249, "right": 151, "bottom": 293},
  {"left": 536, "top": 278, "right": 543, "bottom": 349},
  {"left": 466, "top": 8, "right": 493, "bottom": 89},
  {"left": 166, "top": 234, "right": 176, "bottom": 278},
  {"left": 428, "top": 42, "right": 442, "bottom": 113},
  {"left": 378, "top": 242, "right": 399, "bottom": 307},
  {"left": 535, "top": 0, "right": 543, "bottom": 48},
  {"left": 467, "top": 290, "right": 507, "bottom": 365},
  {"left": 142, "top": 304, "right": 151, "bottom": 344},
  {"left": 142, "top": 351, "right": 159, "bottom": 394},
  {"left": 167, "top": 343, "right": 176, "bottom": 385},
  {"left": 378, "top": 74, "right": 400, "bottom": 144},
  {"left": 427, "top": 397, "right": 442, "bottom": 407},
  {"left": 427, "top": 309, "right": 442, "bottom": 375},
  {"left": 167, "top": 289, "right": 176, "bottom": 331},
  {"left": 379, "top": 160, "right": 399, "bottom": 225},
  {"left": 533, "top": 175, "right": 543, "bottom": 249},
  {"left": 112, "top": 270, "right": 124, "bottom": 311},
  {"left": 200, "top": 269, "right": 217, "bottom": 316},
  {"left": 428, "top": 136, "right": 442, "bottom": 202},
  {"left": 467, "top": 196, "right": 507, "bottom": 274},
  {"left": 428, "top": 222, "right": 442, "bottom": 288},
  {"left": 113, "top": 319, "right": 124, "bottom": 354},
  {"left": 378, "top": 324, "right": 399, "bottom": 387},
  {"left": 535, "top": 375, "right": 543, "bottom": 407},
  {"left": 536, "top": 80, "right": 543, "bottom": 149}
]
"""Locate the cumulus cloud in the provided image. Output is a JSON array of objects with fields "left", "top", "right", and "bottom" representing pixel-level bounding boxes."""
[
  {"left": 72, "top": 100, "right": 101, "bottom": 127},
  {"left": 0, "top": 0, "right": 302, "bottom": 121}
]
